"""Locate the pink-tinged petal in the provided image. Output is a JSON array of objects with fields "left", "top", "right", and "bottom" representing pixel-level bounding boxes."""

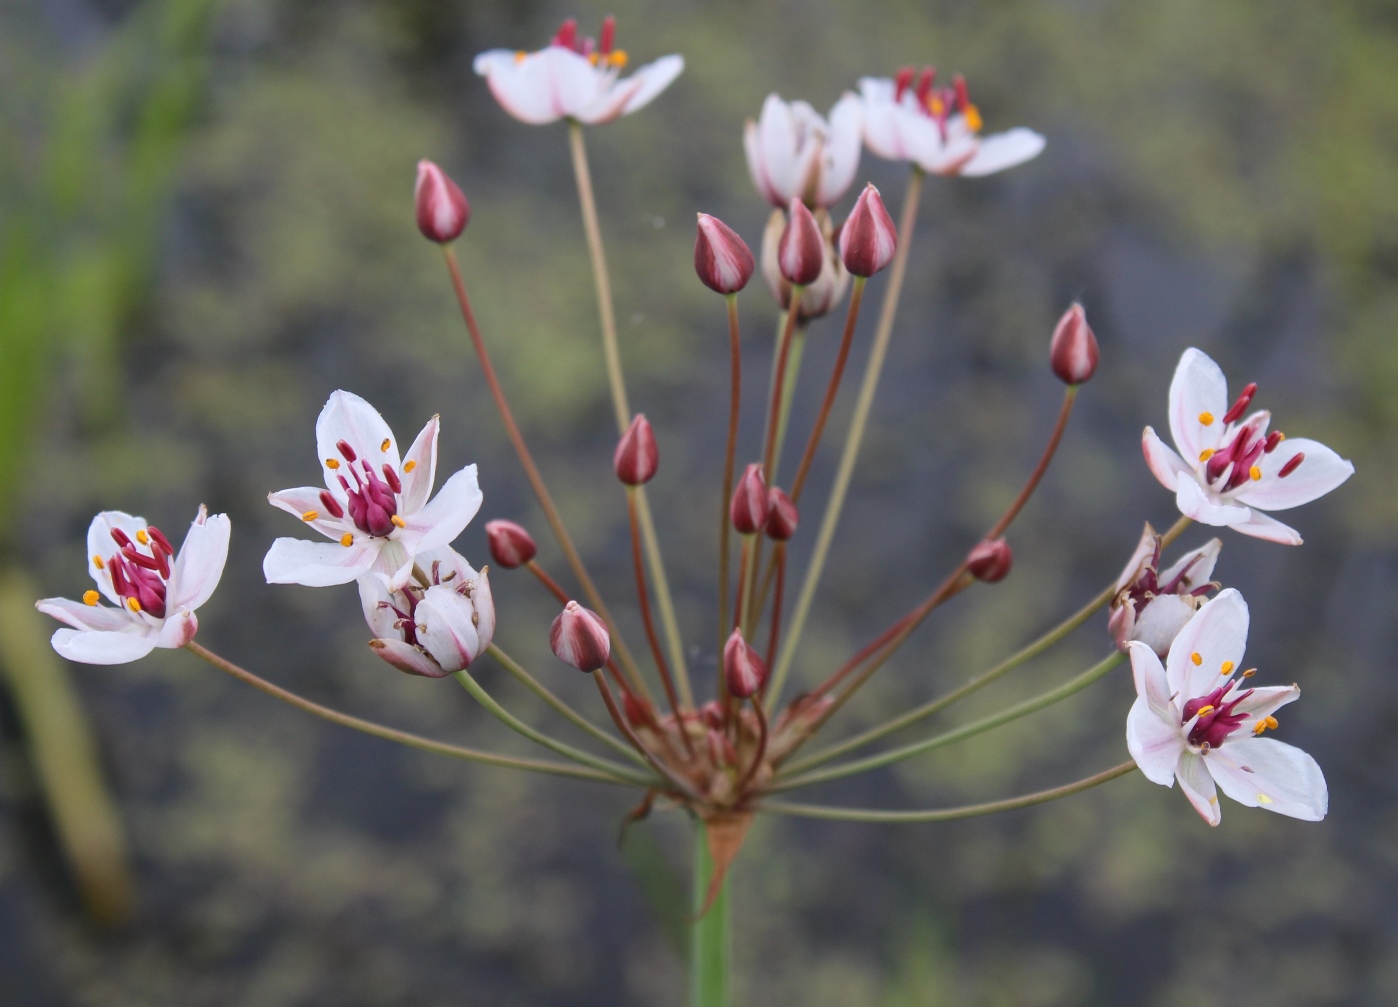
[
  {"left": 316, "top": 390, "right": 400, "bottom": 493},
  {"left": 167, "top": 510, "right": 230, "bottom": 613},
  {"left": 744, "top": 116, "right": 781, "bottom": 206},
  {"left": 369, "top": 638, "right": 450, "bottom": 678},
  {"left": 922, "top": 134, "right": 978, "bottom": 176},
  {"left": 1166, "top": 588, "right": 1249, "bottom": 702},
  {"left": 1130, "top": 594, "right": 1197, "bottom": 658},
  {"left": 51, "top": 627, "right": 158, "bottom": 665},
  {"left": 1168, "top": 348, "right": 1228, "bottom": 464},
  {"left": 858, "top": 78, "right": 918, "bottom": 162},
  {"left": 1175, "top": 477, "right": 1252, "bottom": 527},
  {"left": 1159, "top": 537, "right": 1221, "bottom": 589},
  {"left": 357, "top": 574, "right": 401, "bottom": 638},
  {"left": 415, "top": 586, "right": 481, "bottom": 672},
  {"left": 611, "top": 53, "right": 684, "bottom": 119},
  {"left": 1142, "top": 427, "right": 1191, "bottom": 491},
  {"left": 397, "top": 465, "right": 482, "bottom": 555},
  {"left": 958, "top": 128, "right": 1046, "bottom": 177},
  {"left": 370, "top": 539, "right": 414, "bottom": 592},
  {"left": 1231, "top": 684, "right": 1301, "bottom": 724},
  {"left": 156, "top": 609, "right": 199, "bottom": 649},
  {"left": 1231, "top": 437, "right": 1354, "bottom": 512},
  {"left": 87, "top": 510, "right": 148, "bottom": 604},
  {"left": 262, "top": 537, "right": 377, "bottom": 587},
  {"left": 473, "top": 49, "right": 565, "bottom": 125},
  {"left": 1127, "top": 641, "right": 1174, "bottom": 721},
  {"left": 546, "top": 47, "right": 608, "bottom": 120},
  {"left": 1126, "top": 695, "right": 1186, "bottom": 785},
  {"left": 399, "top": 415, "right": 440, "bottom": 515},
  {"left": 471, "top": 568, "right": 495, "bottom": 653},
  {"left": 268, "top": 487, "right": 350, "bottom": 541},
  {"left": 1229, "top": 509, "right": 1303, "bottom": 546},
  {"left": 1207, "top": 737, "right": 1327, "bottom": 821},
  {"left": 37, "top": 597, "right": 139, "bottom": 633},
  {"left": 1176, "top": 751, "right": 1222, "bottom": 825},
  {"left": 1114, "top": 522, "right": 1160, "bottom": 592},
  {"left": 784, "top": 101, "right": 825, "bottom": 205},
  {"left": 818, "top": 93, "right": 863, "bottom": 207}
]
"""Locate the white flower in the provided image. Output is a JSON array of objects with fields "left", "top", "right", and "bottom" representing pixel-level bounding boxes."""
[
  {"left": 263, "top": 391, "right": 482, "bottom": 591},
  {"left": 1142, "top": 348, "right": 1355, "bottom": 545},
  {"left": 473, "top": 16, "right": 682, "bottom": 126},
  {"left": 858, "top": 69, "right": 1044, "bottom": 177},
  {"left": 361, "top": 547, "right": 495, "bottom": 678},
  {"left": 37, "top": 506, "right": 230, "bottom": 665},
  {"left": 1126, "top": 588, "right": 1327, "bottom": 826},
  {"left": 1109, "top": 523, "right": 1221, "bottom": 657},
  {"left": 743, "top": 93, "right": 863, "bottom": 209}
]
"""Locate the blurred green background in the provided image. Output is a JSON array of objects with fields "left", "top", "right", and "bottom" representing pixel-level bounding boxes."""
[{"left": 2, "top": 0, "right": 1395, "bottom": 1003}]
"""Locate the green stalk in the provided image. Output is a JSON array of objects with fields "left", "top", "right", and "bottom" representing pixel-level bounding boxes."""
[{"left": 690, "top": 819, "right": 732, "bottom": 1007}]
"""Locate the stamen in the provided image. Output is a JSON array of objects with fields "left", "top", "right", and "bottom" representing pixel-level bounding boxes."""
[
  {"left": 1242, "top": 668, "right": 1256, "bottom": 677},
  {"left": 319, "top": 490, "right": 345, "bottom": 519},
  {"left": 1199, "top": 448, "right": 1215, "bottom": 462},
  {"left": 380, "top": 438, "right": 391, "bottom": 452},
  {"left": 326, "top": 458, "right": 341, "bottom": 470},
  {"left": 391, "top": 515, "right": 407, "bottom": 528},
  {"left": 126, "top": 597, "right": 142, "bottom": 613},
  {"left": 1279, "top": 453, "right": 1305, "bottom": 478},
  {"left": 598, "top": 14, "right": 615, "bottom": 54},
  {"left": 93, "top": 555, "right": 105, "bottom": 570},
  {"left": 136, "top": 529, "right": 150, "bottom": 545},
  {"left": 915, "top": 66, "right": 935, "bottom": 106},
  {"left": 1256, "top": 794, "right": 1273, "bottom": 804},
  {"left": 1266, "top": 715, "right": 1278, "bottom": 729},
  {"left": 1195, "top": 705, "right": 1215, "bottom": 717},
  {"left": 83, "top": 590, "right": 99, "bottom": 606},
  {"left": 110, "top": 529, "right": 133, "bottom": 548},
  {"left": 1191, "top": 652, "right": 1202, "bottom": 666},
  {"left": 962, "top": 104, "right": 982, "bottom": 132},
  {"left": 608, "top": 50, "right": 628, "bottom": 68},
  {"left": 382, "top": 464, "right": 401, "bottom": 494},
  {"left": 403, "top": 460, "right": 417, "bottom": 473},
  {"left": 1220, "top": 660, "right": 1234, "bottom": 676},
  {"left": 340, "top": 533, "right": 354, "bottom": 547},
  {"left": 1264, "top": 431, "right": 1285, "bottom": 453},
  {"left": 893, "top": 66, "right": 915, "bottom": 103},
  {"left": 301, "top": 510, "right": 319, "bottom": 522},
  {"left": 1253, "top": 720, "right": 1267, "bottom": 735},
  {"left": 148, "top": 526, "right": 173, "bottom": 555},
  {"left": 1198, "top": 411, "right": 1214, "bottom": 426},
  {"left": 1249, "top": 465, "right": 1262, "bottom": 481},
  {"left": 1222, "top": 382, "right": 1258, "bottom": 425},
  {"left": 514, "top": 50, "right": 527, "bottom": 63},
  {"left": 337, "top": 439, "right": 358, "bottom": 463}
]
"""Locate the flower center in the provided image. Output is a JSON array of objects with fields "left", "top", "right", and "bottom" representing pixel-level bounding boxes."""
[
  {"left": 1196, "top": 380, "right": 1304, "bottom": 492},
  {"left": 892, "top": 67, "right": 982, "bottom": 138},
  {"left": 1182, "top": 681, "right": 1253, "bottom": 749},
  {"left": 550, "top": 16, "right": 628, "bottom": 68},
  {"left": 100, "top": 525, "right": 174, "bottom": 619},
  {"left": 332, "top": 439, "right": 404, "bottom": 538}
]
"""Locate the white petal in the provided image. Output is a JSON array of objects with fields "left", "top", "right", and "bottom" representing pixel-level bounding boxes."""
[
  {"left": 1142, "top": 427, "right": 1192, "bottom": 492},
  {"left": 263, "top": 537, "right": 378, "bottom": 587},
  {"left": 1231, "top": 684, "right": 1301, "bottom": 725},
  {"left": 415, "top": 586, "right": 481, "bottom": 672},
  {"left": 268, "top": 487, "right": 351, "bottom": 541},
  {"left": 1229, "top": 509, "right": 1303, "bottom": 545},
  {"left": 1158, "top": 537, "right": 1221, "bottom": 589},
  {"left": 316, "top": 390, "right": 400, "bottom": 493},
  {"left": 1231, "top": 437, "right": 1354, "bottom": 512},
  {"left": 1131, "top": 594, "right": 1197, "bottom": 657},
  {"left": 156, "top": 610, "right": 199, "bottom": 649},
  {"left": 922, "top": 134, "right": 978, "bottom": 176},
  {"left": 1175, "top": 477, "right": 1252, "bottom": 527},
  {"left": 744, "top": 116, "right": 781, "bottom": 206},
  {"left": 958, "top": 128, "right": 1045, "bottom": 176},
  {"left": 612, "top": 53, "right": 684, "bottom": 119},
  {"left": 87, "top": 510, "right": 148, "bottom": 604},
  {"left": 471, "top": 568, "right": 495, "bottom": 654},
  {"left": 1126, "top": 699, "right": 1185, "bottom": 786},
  {"left": 548, "top": 47, "right": 609, "bottom": 120},
  {"left": 1168, "top": 348, "right": 1228, "bottom": 464},
  {"left": 818, "top": 92, "right": 863, "bottom": 207},
  {"left": 1207, "top": 737, "right": 1327, "bottom": 821},
  {"left": 370, "top": 538, "right": 415, "bottom": 592},
  {"left": 398, "top": 465, "right": 482, "bottom": 555},
  {"left": 399, "top": 415, "right": 440, "bottom": 515},
  {"left": 474, "top": 49, "right": 566, "bottom": 125},
  {"left": 358, "top": 574, "right": 403, "bottom": 639},
  {"left": 1166, "top": 588, "right": 1249, "bottom": 703},
  {"left": 1176, "top": 751, "right": 1222, "bottom": 825},
  {"left": 1114, "top": 522, "right": 1159, "bottom": 592},
  {"left": 1128, "top": 640, "right": 1174, "bottom": 721},
  {"left": 37, "top": 597, "right": 139, "bottom": 633},
  {"left": 167, "top": 511, "right": 231, "bottom": 613},
  {"left": 368, "top": 638, "right": 450, "bottom": 678},
  {"left": 51, "top": 627, "right": 158, "bottom": 665}
]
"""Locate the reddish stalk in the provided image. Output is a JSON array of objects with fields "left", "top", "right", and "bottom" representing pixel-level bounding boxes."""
[
  {"left": 717, "top": 294, "right": 742, "bottom": 660},
  {"left": 986, "top": 386, "right": 1078, "bottom": 541},
  {"left": 442, "top": 246, "right": 651, "bottom": 704},
  {"left": 764, "top": 544, "right": 787, "bottom": 671},
  {"left": 734, "top": 700, "right": 769, "bottom": 796},
  {"left": 591, "top": 670, "right": 702, "bottom": 801},
  {"left": 789, "top": 278, "right": 866, "bottom": 503},
  {"left": 761, "top": 285, "right": 805, "bottom": 482},
  {"left": 732, "top": 535, "right": 753, "bottom": 631},
  {"left": 627, "top": 489, "right": 694, "bottom": 756}
]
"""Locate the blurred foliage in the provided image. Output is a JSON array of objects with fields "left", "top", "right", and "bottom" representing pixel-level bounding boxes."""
[{"left": 1, "top": 0, "right": 1396, "bottom": 1005}]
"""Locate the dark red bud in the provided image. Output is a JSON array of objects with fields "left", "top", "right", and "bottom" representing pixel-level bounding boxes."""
[
  {"left": 730, "top": 463, "right": 771, "bottom": 534},
  {"left": 838, "top": 184, "right": 898, "bottom": 277},
  {"left": 613, "top": 413, "right": 659, "bottom": 485},
  {"left": 778, "top": 198, "right": 824, "bottom": 286},
  {"left": 966, "top": 538, "right": 1013, "bottom": 582},
  {"left": 1049, "top": 303, "right": 1099, "bottom": 385},
  {"left": 765, "top": 487, "right": 798, "bottom": 541},
  {"left": 695, "top": 213, "right": 755, "bottom": 294},
  {"left": 415, "top": 159, "right": 470, "bottom": 244},
  {"left": 723, "top": 629, "right": 767, "bottom": 698},
  {"left": 550, "top": 600, "right": 611, "bottom": 672},
  {"left": 485, "top": 519, "right": 537, "bottom": 569}
]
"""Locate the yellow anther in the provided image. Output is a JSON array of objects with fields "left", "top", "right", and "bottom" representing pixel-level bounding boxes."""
[
  {"left": 588, "top": 51, "right": 600, "bottom": 65},
  {"left": 514, "top": 50, "right": 527, "bottom": 63},
  {"left": 1191, "top": 652, "right": 1203, "bottom": 666},
  {"left": 1242, "top": 668, "right": 1256, "bottom": 677},
  {"left": 1256, "top": 794, "right": 1273, "bottom": 805},
  {"left": 93, "top": 555, "right": 105, "bottom": 570},
  {"left": 403, "top": 460, "right": 417, "bottom": 473},
  {"left": 83, "top": 590, "right": 100, "bottom": 606},
  {"left": 1198, "top": 411, "right": 1214, "bottom": 426},
  {"left": 136, "top": 529, "right": 150, "bottom": 545},
  {"left": 608, "top": 50, "right": 628, "bottom": 68},
  {"left": 1195, "top": 705, "right": 1215, "bottom": 717},
  {"left": 326, "top": 458, "right": 341, "bottom": 470},
  {"left": 1199, "top": 448, "right": 1215, "bottom": 462},
  {"left": 301, "top": 510, "right": 319, "bottom": 522},
  {"left": 1220, "top": 660, "right": 1235, "bottom": 676},
  {"left": 340, "top": 532, "right": 354, "bottom": 547},
  {"left": 1265, "top": 715, "right": 1278, "bottom": 729},
  {"left": 963, "top": 103, "right": 983, "bottom": 133},
  {"left": 1253, "top": 720, "right": 1267, "bottom": 735},
  {"left": 381, "top": 438, "right": 391, "bottom": 452},
  {"left": 126, "top": 597, "right": 142, "bottom": 613},
  {"left": 391, "top": 514, "right": 407, "bottom": 529},
  {"left": 1208, "top": 795, "right": 1218, "bottom": 805},
  {"left": 1249, "top": 465, "right": 1262, "bottom": 481},
  {"left": 928, "top": 95, "right": 945, "bottom": 116}
]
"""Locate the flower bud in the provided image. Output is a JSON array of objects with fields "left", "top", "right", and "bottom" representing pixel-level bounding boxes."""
[
  {"left": 723, "top": 628, "right": 767, "bottom": 698},
  {"left": 765, "top": 487, "right": 798, "bottom": 541},
  {"left": 550, "top": 600, "right": 611, "bottom": 672},
  {"left": 613, "top": 413, "right": 659, "bottom": 486},
  {"left": 730, "top": 463, "right": 771, "bottom": 534},
  {"left": 699, "top": 700, "right": 725, "bottom": 730},
  {"left": 762, "top": 208, "right": 850, "bottom": 322},
  {"left": 838, "top": 183, "right": 897, "bottom": 277},
  {"left": 1049, "top": 302, "right": 1099, "bottom": 385},
  {"left": 623, "top": 691, "right": 651, "bottom": 728},
  {"left": 778, "top": 198, "right": 824, "bottom": 286},
  {"left": 695, "top": 213, "right": 755, "bottom": 294},
  {"left": 485, "top": 519, "right": 537, "bottom": 569},
  {"left": 966, "top": 538, "right": 1013, "bottom": 582},
  {"left": 415, "top": 159, "right": 470, "bottom": 244}
]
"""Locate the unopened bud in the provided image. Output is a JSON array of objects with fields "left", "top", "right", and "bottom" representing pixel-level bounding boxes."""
[
  {"left": 415, "top": 159, "right": 470, "bottom": 243},
  {"left": 723, "top": 628, "right": 768, "bottom": 698},
  {"left": 549, "top": 600, "right": 611, "bottom": 672},
  {"left": 1049, "top": 302, "right": 1099, "bottom": 385},
  {"left": 614, "top": 413, "right": 659, "bottom": 485},
  {"left": 778, "top": 198, "right": 824, "bottom": 286},
  {"left": 966, "top": 538, "right": 1013, "bottom": 582},
  {"left": 485, "top": 519, "right": 537, "bottom": 569},
  {"left": 838, "top": 183, "right": 897, "bottom": 277},
  {"left": 730, "top": 463, "right": 771, "bottom": 534},
  {"left": 699, "top": 700, "right": 725, "bottom": 730},
  {"left": 623, "top": 691, "right": 651, "bottom": 728},
  {"left": 765, "top": 487, "right": 798, "bottom": 541},
  {"left": 695, "top": 213, "right": 755, "bottom": 294},
  {"left": 762, "top": 208, "right": 851, "bottom": 322}
]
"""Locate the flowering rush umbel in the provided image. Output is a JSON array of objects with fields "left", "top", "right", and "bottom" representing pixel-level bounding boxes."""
[{"left": 35, "top": 24, "right": 1356, "bottom": 1007}]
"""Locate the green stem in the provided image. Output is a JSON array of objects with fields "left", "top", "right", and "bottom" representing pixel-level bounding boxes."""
[
  {"left": 768, "top": 168, "right": 924, "bottom": 707},
  {"left": 760, "top": 760, "right": 1137, "bottom": 822},
  {"left": 769, "top": 650, "right": 1125, "bottom": 793},
  {"left": 690, "top": 818, "right": 732, "bottom": 1007}
]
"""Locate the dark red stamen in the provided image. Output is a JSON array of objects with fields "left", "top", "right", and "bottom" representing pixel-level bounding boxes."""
[
  {"left": 953, "top": 73, "right": 970, "bottom": 111},
  {"left": 1264, "top": 431, "right": 1285, "bottom": 453},
  {"left": 915, "top": 66, "right": 935, "bottom": 105},
  {"left": 319, "top": 490, "right": 344, "bottom": 519},
  {"left": 382, "top": 464, "right": 402, "bottom": 494},
  {"left": 110, "top": 528, "right": 133, "bottom": 548},
  {"left": 1222, "top": 382, "right": 1258, "bottom": 425},
  {"left": 553, "top": 17, "right": 578, "bottom": 48},
  {"left": 893, "top": 66, "right": 915, "bottom": 102},
  {"left": 598, "top": 14, "right": 615, "bottom": 55},
  {"left": 147, "top": 526, "right": 173, "bottom": 556},
  {"left": 1279, "top": 453, "right": 1305, "bottom": 478},
  {"left": 337, "top": 439, "right": 358, "bottom": 463},
  {"left": 122, "top": 545, "right": 162, "bottom": 571}
]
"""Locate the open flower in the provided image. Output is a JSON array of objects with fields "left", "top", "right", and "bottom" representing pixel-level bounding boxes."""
[
  {"left": 1142, "top": 348, "right": 1355, "bottom": 545},
  {"left": 1110, "top": 523, "right": 1221, "bottom": 657},
  {"left": 264, "top": 390, "right": 482, "bottom": 590},
  {"left": 37, "top": 506, "right": 230, "bottom": 664},
  {"left": 473, "top": 16, "right": 683, "bottom": 126},
  {"left": 859, "top": 68, "right": 1044, "bottom": 176},
  {"left": 1126, "top": 588, "right": 1327, "bottom": 826},
  {"left": 744, "top": 93, "right": 862, "bottom": 209},
  {"left": 361, "top": 547, "right": 494, "bottom": 678}
]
